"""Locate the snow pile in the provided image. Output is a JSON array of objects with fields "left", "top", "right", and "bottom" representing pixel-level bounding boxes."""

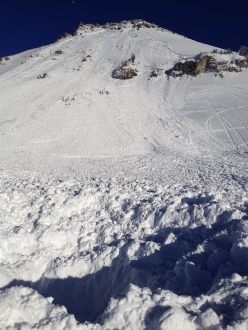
[
  {"left": 0, "top": 170, "right": 248, "bottom": 328},
  {"left": 0, "top": 286, "right": 84, "bottom": 330},
  {"left": 1, "top": 274, "right": 248, "bottom": 329}
]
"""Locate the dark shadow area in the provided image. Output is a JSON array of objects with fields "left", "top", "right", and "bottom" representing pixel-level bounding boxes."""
[
  {"left": 144, "top": 305, "right": 171, "bottom": 330},
  {"left": 199, "top": 292, "right": 248, "bottom": 328},
  {"left": 1, "top": 216, "right": 247, "bottom": 325},
  {"left": 181, "top": 194, "right": 214, "bottom": 206},
  {"left": 1, "top": 243, "right": 154, "bottom": 324}
]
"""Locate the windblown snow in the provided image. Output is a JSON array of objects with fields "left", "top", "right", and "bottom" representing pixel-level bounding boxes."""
[{"left": 0, "top": 20, "right": 248, "bottom": 329}]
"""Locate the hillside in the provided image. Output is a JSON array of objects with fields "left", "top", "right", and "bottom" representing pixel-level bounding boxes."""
[
  {"left": 0, "top": 20, "right": 248, "bottom": 330},
  {"left": 2, "top": 20, "right": 248, "bottom": 173}
]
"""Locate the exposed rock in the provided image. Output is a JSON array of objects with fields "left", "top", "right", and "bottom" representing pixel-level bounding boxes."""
[
  {"left": 37, "top": 73, "right": 49, "bottom": 79},
  {"left": 171, "top": 60, "right": 197, "bottom": 77},
  {"left": 82, "top": 55, "right": 91, "bottom": 62},
  {"left": 74, "top": 19, "right": 161, "bottom": 34},
  {"left": 195, "top": 56, "right": 208, "bottom": 75},
  {"left": 112, "top": 56, "right": 138, "bottom": 80},
  {"left": 54, "top": 50, "right": 64, "bottom": 55},
  {"left": 112, "top": 67, "right": 137, "bottom": 80},
  {"left": 170, "top": 54, "right": 248, "bottom": 78},
  {"left": 150, "top": 68, "right": 165, "bottom": 77},
  {"left": 56, "top": 32, "right": 71, "bottom": 42},
  {"left": 234, "top": 59, "right": 248, "bottom": 69}
]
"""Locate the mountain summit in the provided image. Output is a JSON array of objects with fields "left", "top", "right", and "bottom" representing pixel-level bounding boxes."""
[{"left": 1, "top": 20, "right": 248, "bottom": 174}]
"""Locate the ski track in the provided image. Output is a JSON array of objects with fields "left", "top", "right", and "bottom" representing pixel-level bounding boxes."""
[{"left": 182, "top": 82, "right": 248, "bottom": 152}]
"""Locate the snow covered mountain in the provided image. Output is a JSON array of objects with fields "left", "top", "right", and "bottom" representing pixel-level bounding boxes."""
[{"left": 0, "top": 20, "right": 248, "bottom": 329}]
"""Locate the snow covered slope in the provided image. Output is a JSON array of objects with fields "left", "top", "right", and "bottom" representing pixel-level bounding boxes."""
[
  {"left": 0, "top": 20, "right": 248, "bottom": 329},
  {"left": 1, "top": 20, "right": 240, "bottom": 174}
]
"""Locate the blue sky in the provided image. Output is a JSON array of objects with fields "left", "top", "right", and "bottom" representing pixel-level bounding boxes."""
[{"left": 0, "top": 0, "right": 247, "bottom": 56}]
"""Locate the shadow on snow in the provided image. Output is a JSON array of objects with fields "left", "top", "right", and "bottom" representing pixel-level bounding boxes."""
[{"left": 1, "top": 212, "right": 248, "bottom": 325}]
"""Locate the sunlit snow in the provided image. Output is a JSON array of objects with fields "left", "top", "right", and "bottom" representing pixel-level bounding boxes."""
[{"left": 0, "top": 20, "right": 248, "bottom": 329}]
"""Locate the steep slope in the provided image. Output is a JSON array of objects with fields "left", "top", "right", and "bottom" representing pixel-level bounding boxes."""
[
  {"left": 1, "top": 20, "right": 241, "bottom": 174},
  {"left": 1, "top": 20, "right": 248, "bottom": 330}
]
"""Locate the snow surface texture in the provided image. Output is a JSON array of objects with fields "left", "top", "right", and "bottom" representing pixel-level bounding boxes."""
[{"left": 0, "top": 20, "right": 248, "bottom": 329}]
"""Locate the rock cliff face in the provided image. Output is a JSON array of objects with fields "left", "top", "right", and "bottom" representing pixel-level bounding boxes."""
[{"left": 170, "top": 54, "right": 248, "bottom": 78}]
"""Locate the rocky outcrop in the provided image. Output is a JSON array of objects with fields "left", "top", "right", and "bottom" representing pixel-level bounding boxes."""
[
  {"left": 112, "top": 55, "right": 138, "bottom": 80},
  {"left": 82, "top": 55, "right": 91, "bottom": 62},
  {"left": 229, "top": 59, "right": 248, "bottom": 72},
  {"left": 195, "top": 56, "right": 208, "bottom": 75},
  {"left": 112, "top": 67, "right": 137, "bottom": 80},
  {"left": 170, "top": 54, "right": 248, "bottom": 78},
  {"left": 171, "top": 60, "right": 198, "bottom": 77},
  {"left": 150, "top": 68, "right": 165, "bottom": 78},
  {"left": 37, "top": 73, "right": 49, "bottom": 79},
  {"left": 54, "top": 50, "right": 64, "bottom": 55},
  {"left": 72, "top": 19, "right": 162, "bottom": 36},
  {"left": 56, "top": 32, "right": 71, "bottom": 42}
]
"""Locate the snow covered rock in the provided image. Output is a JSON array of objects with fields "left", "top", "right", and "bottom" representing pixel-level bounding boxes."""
[{"left": 170, "top": 53, "right": 248, "bottom": 78}]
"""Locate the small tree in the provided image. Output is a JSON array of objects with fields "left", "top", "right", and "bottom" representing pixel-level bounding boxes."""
[
  {"left": 239, "top": 45, "right": 248, "bottom": 56},
  {"left": 131, "top": 53, "right": 135, "bottom": 63}
]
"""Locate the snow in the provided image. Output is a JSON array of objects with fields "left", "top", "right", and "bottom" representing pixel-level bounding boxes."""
[
  {"left": 179, "top": 71, "right": 248, "bottom": 151},
  {"left": 0, "top": 20, "right": 248, "bottom": 329}
]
